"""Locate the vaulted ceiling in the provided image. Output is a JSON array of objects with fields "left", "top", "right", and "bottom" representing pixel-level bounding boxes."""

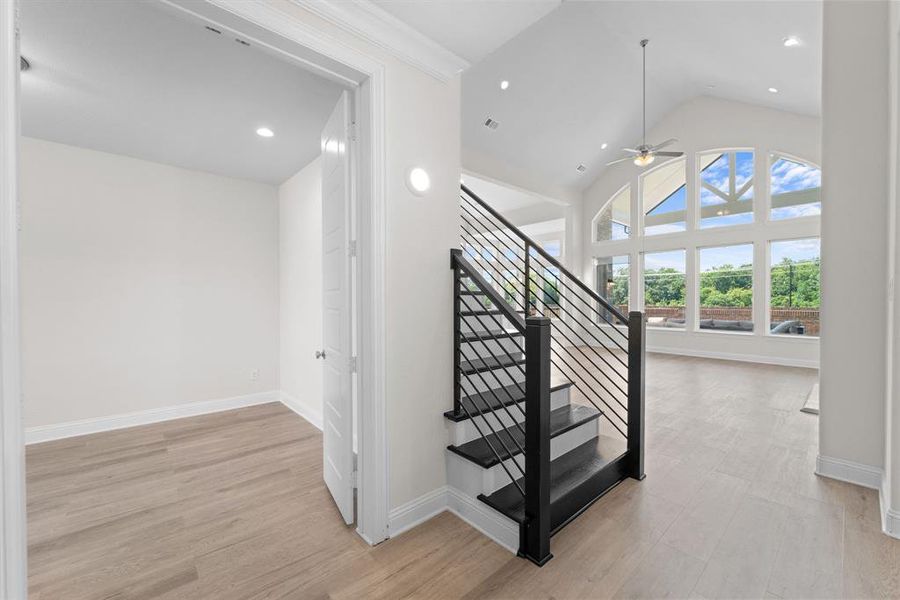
[
  {"left": 381, "top": 0, "right": 823, "bottom": 197},
  {"left": 19, "top": 0, "right": 346, "bottom": 185}
]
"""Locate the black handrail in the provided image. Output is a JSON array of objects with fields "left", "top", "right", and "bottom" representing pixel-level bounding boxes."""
[
  {"left": 452, "top": 250, "right": 526, "bottom": 332},
  {"left": 462, "top": 184, "right": 629, "bottom": 325}
]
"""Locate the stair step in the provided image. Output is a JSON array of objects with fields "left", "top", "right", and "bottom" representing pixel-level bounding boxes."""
[
  {"left": 477, "top": 435, "right": 628, "bottom": 534},
  {"left": 459, "top": 353, "right": 525, "bottom": 375},
  {"left": 460, "top": 329, "right": 522, "bottom": 343},
  {"left": 444, "top": 381, "right": 573, "bottom": 423},
  {"left": 447, "top": 405, "right": 601, "bottom": 468},
  {"left": 460, "top": 308, "right": 505, "bottom": 317}
]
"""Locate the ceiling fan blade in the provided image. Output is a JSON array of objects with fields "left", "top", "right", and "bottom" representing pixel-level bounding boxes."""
[
  {"left": 650, "top": 138, "right": 678, "bottom": 151},
  {"left": 621, "top": 148, "right": 640, "bottom": 154},
  {"left": 606, "top": 156, "right": 636, "bottom": 166},
  {"left": 654, "top": 151, "right": 684, "bottom": 157}
]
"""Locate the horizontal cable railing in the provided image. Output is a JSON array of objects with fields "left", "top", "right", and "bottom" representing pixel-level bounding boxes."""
[{"left": 459, "top": 187, "right": 636, "bottom": 441}]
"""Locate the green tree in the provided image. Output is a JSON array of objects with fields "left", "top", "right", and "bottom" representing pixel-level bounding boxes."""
[
  {"left": 644, "top": 268, "right": 686, "bottom": 307},
  {"left": 699, "top": 263, "right": 753, "bottom": 307},
  {"left": 770, "top": 258, "right": 820, "bottom": 308}
]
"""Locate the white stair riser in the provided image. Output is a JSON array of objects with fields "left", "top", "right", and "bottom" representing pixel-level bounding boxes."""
[
  {"left": 460, "top": 336, "right": 523, "bottom": 361},
  {"left": 446, "top": 419, "right": 600, "bottom": 498},
  {"left": 461, "top": 366, "right": 526, "bottom": 395},
  {"left": 447, "top": 385, "right": 571, "bottom": 446},
  {"left": 461, "top": 294, "right": 494, "bottom": 312}
]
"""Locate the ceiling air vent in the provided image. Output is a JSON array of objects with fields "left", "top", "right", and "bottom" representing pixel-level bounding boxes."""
[
  {"left": 484, "top": 118, "right": 500, "bottom": 131},
  {"left": 576, "top": 164, "right": 587, "bottom": 173}
]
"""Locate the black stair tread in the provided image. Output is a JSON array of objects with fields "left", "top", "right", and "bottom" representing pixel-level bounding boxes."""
[
  {"left": 477, "top": 435, "right": 628, "bottom": 531},
  {"left": 460, "top": 289, "right": 487, "bottom": 296},
  {"left": 460, "top": 329, "right": 522, "bottom": 343},
  {"left": 459, "top": 353, "right": 525, "bottom": 375},
  {"left": 447, "top": 404, "right": 601, "bottom": 468},
  {"left": 444, "top": 381, "right": 574, "bottom": 422},
  {"left": 460, "top": 308, "right": 505, "bottom": 317}
]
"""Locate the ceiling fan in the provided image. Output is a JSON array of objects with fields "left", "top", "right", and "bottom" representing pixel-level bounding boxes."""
[{"left": 607, "top": 39, "right": 683, "bottom": 168}]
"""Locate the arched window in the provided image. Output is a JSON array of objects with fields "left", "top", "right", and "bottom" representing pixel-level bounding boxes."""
[
  {"left": 592, "top": 184, "right": 630, "bottom": 242},
  {"left": 770, "top": 153, "right": 821, "bottom": 220},
  {"left": 641, "top": 158, "right": 686, "bottom": 236}
]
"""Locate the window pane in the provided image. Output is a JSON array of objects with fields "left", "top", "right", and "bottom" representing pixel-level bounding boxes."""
[
  {"left": 699, "top": 150, "right": 754, "bottom": 228},
  {"left": 642, "top": 159, "right": 686, "bottom": 236},
  {"left": 595, "top": 255, "right": 629, "bottom": 323},
  {"left": 770, "top": 239, "right": 820, "bottom": 336},
  {"left": 594, "top": 185, "right": 631, "bottom": 241},
  {"left": 643, "top": 249, "right": 686, "bottom": 328},
  {"left": 699, "top": 244, "right": 754, "bottom": 332},
  {"left": 770, "top": 155, "right": 821, "bottom": 220}
]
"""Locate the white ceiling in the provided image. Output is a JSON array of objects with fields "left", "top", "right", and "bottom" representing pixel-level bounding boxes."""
[
  {"left": 454, "top": 0, "right": 822, "bottom": 192},
  {"left": 371, "top": 0, "right": 561, "bottom": 64},
  {"left": 463, "top": 173, "right": 553, "bottom": 213},
  {"left": 19, "top": 0, "right": 346, "bottom": 186}
]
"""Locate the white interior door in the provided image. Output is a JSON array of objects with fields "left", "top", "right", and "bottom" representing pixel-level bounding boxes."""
[{"left": 321, "top": 90, "right": 354, "bottom": 524}]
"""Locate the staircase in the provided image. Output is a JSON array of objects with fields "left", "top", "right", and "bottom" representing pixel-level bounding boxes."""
[{"left": 447, "top": 184, "right": 645, "bottom": 565}]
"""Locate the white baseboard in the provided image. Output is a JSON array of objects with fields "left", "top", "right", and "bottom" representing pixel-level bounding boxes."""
[
  {"left": 648, "top": 345, "right": 819, "bottom": 369},
  {"left": 386, "top": 485, "right": 518, "bottom": 554},
  {"left": 387, "top": 486, "right": 450, "bottom": 538},
  {"left": 446, "top": 486, "right": 518, "bottom": 553},
  {"left": 25, "top": 390, "right": 281, "bottom": 445},
  {"left": 279, "top": 390, "right": 323, "bottom": 431},
  {"left": 816, "top": 454, "right": 883, "bottom": 489}
]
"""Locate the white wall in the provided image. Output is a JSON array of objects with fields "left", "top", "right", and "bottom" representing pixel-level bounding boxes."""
[
  {"left": 889, "top": 0, "right": 900, "bottom": 531},
  {"left": 278, "top": 157, "right": 323, "bottom": 426},
  {"left": 582, "top": 96, "right": 821, "bottom": 368},
  {"left": 819, "top": 1, "right": 889, "bottom": 476},
  {"left": 272, "top": 0, "right": 463, "bottom": 512},
  {"left": 20, "top": 137, "right": 280, "bottom": 428}
]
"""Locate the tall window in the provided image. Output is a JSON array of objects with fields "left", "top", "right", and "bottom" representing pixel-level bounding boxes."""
[
  {"left": 770, "top": 154, "right": 821, "bottom": 220},
  {"left": 642, "top": 159, "right": 687, "bottom": 236},
  {"left": 595, "top": 255, "right": 629, "bottom": 323},
  {"left": 769, "top": 239, "right": 820, "bottom": 336},
  {"left": 643, "top": 250, "right": 686, "bottom": 328},
  {"left": 594, "top": 185, "right": 631, "bottom": 242},
  {"left": 699, "top": 150, "right": 754, "bottom": 228},
  {"left": 699, "top": 244, "right": 754, "bottom": 332}
]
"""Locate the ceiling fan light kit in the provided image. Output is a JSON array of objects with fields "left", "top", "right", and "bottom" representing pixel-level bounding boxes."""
[{"left": 607, "top": 38, "right": 684, "bottom": 168}]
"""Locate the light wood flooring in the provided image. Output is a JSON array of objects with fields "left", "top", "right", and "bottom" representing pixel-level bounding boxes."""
[{"left": 27, "top": 354, "right": 900, "bottom": 599}]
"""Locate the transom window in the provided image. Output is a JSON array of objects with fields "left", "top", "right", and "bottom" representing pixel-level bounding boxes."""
[
  {"left": 770, "top": 154, "right": 821, "bottom": 220},
  {"left": 642, "top": 158, "right": 686, "bottom": 236},
  {"left": 592, "top": 184, "right": 631, "bottom": 242},
  {"left": 699, "top": 150, "right": 754, "bottom": 228}
]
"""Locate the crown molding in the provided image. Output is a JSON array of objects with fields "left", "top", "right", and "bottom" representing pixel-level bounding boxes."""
[{"left": 290, "top": 0, "right": 469, "bottom": 82}]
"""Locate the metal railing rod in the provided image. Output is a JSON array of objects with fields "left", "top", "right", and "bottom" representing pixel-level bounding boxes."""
[
  {"left": 548, "top": 355, "right": 627, "bottom": 437},
  {"left": 458, "top": 323, "right": 528, "bottom": 428},
  {"left": 461, "top": 185, "right": 629, "bottom": 325},
  {"left": 458, "top": 369, "right": 527, "bottom": 479},
  {"left": 547, "top": 345, "right": 628, "bottom": 421},
  {"left": 461, "top": 207, "right": 630, "bottom": 355},
  {"left": 455, "top": 387, "right": 525, "bottom": 496},
  {"left": 461, "top": 231, "right": 630, "bottom": 384},
  {"left": 461, "top": 196, "right": 629, "bottom": 334}
]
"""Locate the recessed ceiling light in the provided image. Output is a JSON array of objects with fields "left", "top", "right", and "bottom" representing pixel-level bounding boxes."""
[
  {"left": 256, "top": 127, "right": 274, "bottom": 138},
  {"left": 768, "top": 87, "right": 779, "bottom": 93},
  {"left": 600, "top": 143, "right": 608, "bottom": 150},
  {"left": 783, "top": 36, "right": 801, "bottom": 47},
  {"left": 500, "top": 80, "right": 509, "bottom": 90}
]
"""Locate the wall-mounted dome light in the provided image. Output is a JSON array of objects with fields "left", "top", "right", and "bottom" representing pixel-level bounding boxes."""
[
  {"left": 406, "top": 167, "right": 431, "bottom": 196},
  {"left": 20, "top": 56, "right": 30, "bottom": 72}
]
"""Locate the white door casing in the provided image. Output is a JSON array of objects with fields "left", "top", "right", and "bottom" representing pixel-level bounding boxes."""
[{"left": 321, "top": 90, "right": 354, "bottom": 525}]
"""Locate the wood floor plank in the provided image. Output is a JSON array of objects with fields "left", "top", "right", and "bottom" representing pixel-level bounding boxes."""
[{"left": 25, "top": 355, "right": 900, "bottom": 599}]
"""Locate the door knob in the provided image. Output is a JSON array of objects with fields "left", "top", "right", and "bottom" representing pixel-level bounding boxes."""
[{"left": 315, "top": 350, "right": 326, "bottom": 359}]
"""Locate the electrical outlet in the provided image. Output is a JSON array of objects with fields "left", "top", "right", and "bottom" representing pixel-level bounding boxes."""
[{"left": 250, "top": 369, "right": 260, "bottom": 381}]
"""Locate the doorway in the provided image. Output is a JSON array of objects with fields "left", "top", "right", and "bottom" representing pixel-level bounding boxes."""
[{"left": 0, "top": 1, "right": 389, "bottom": 595}]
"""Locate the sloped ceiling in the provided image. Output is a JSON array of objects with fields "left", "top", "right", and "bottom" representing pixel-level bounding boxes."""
[{"left": 456, "top": 1, "right": 822, "bottom": 195}]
